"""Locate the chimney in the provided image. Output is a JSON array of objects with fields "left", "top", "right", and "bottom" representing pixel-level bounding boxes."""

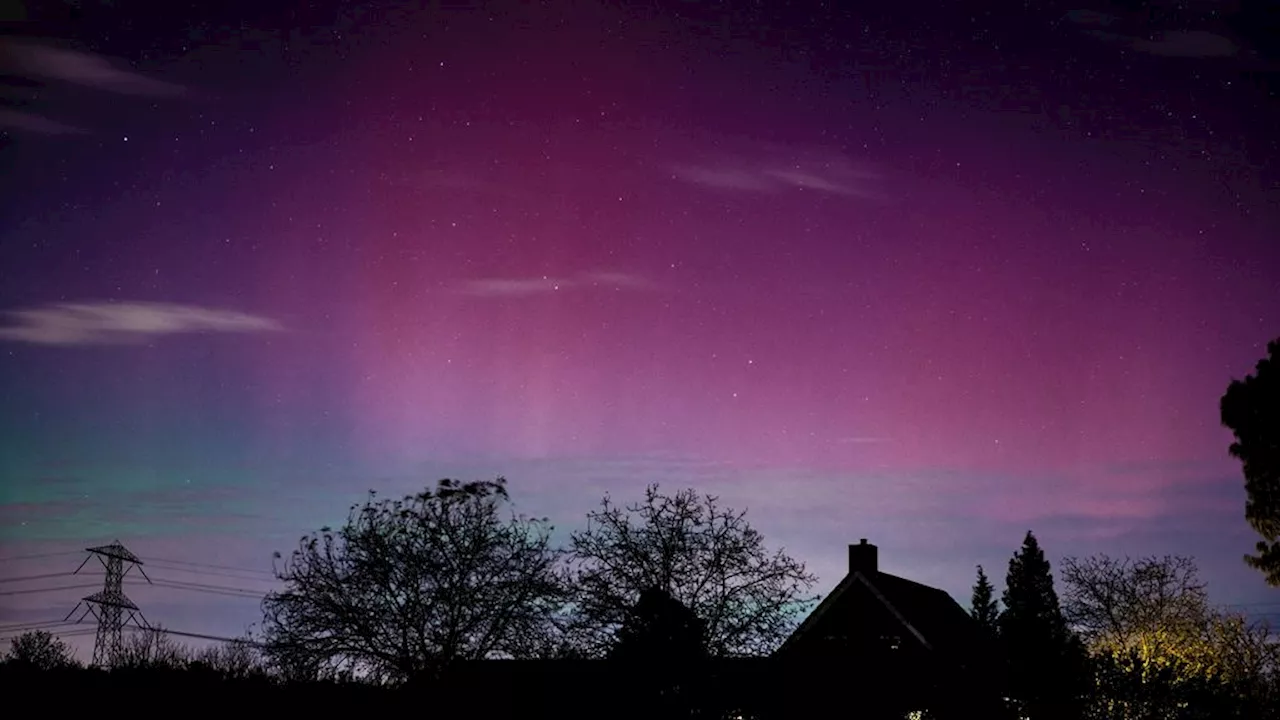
[{"left": 849, "top": 539, "right": 878, "bottom": 575}]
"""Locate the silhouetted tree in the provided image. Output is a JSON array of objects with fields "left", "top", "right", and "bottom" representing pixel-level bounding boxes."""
[
  {"left": 1204, "top": 610, "right": 1280, "bottom": 715},
  {"left": 610, "top": 585, "right": 708, "bottom": 663},
  {"left": 1086, "top": 613, "right": 1280, "bottom": 720},
  {"left": 610, "top": 586, "right": 710, "bottom": 717},
  {"left": 117, "top": 626, "right": 191, "bottom": 669},
  {"left": 1001, "top": 531, "right": 1087, "bottom": 720},
  {"left": 970, "top": 564, "right": 1000, "bottom": 635},
  {"left": 1061, "top": 555, "right": 1208, "bottom": 647},
  {"left": 566, "top": 484, "right": 817, "bottom": 657},
  {"left": 1088, "top": 647, "right": 1227, "bottom": 720},
  {"left": 189, "top": 637, "right": 269, "bottom": 680},
  {"left": 963, "top": 565, "right": 1013, "bottom": 720},
  {"left": 1220, "top": 338, "right": 1280, "bottom": 586},
  {"left": 1063, "top": 554, "right": 1280, "bottom": 718},
  {"left": 2, "top": 630, "right": 76, "bottom": 669},
  {"left": 261, "top": 478, "right": 567, "bottom": 683}
]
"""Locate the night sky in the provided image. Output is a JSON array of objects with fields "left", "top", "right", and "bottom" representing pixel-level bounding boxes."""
[{"left": 2, "top": 0, "right": 1279, "bottom": 658}]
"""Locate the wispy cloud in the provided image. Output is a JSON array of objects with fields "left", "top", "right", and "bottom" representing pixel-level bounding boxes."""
[
  {"left": 671, "top": 152, "right": 881, "bottom": 199},
  {"left": 0, "top": 108, "right": 88, "bottom": 135},
  {"left": 1064, "top": 11, "right": 1240, "bottom": 59},
  {"left": 835, "top": 436, "right": 893, "bottom": 445},
  {"left": 579, "top": 271, "right": 655, "bottom": 289},
  {"left": 407, "top": 169, "right": 528, "bottom": 199},
  {"left": 450, "top": 271, "right": 657, "bottom": 298},
  {"left": 1, "top": 39, "right": 185, "bottom": 96},
  {"left": 1063, "top": 9, "right": 1120, "bottom": 28},
  {"left": 1131, "top": 30, "right": 1238, "bottom": 58},
  {"left": 453, "top": 277, "right": 567, "bottom": 297},
  {"left": 0, "top": 302, "right": 282, "bottom": 346}
]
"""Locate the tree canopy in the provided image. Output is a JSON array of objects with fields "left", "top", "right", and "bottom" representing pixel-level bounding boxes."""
[
  {"left": 1220, "top": 337, "right": 1280, "bottom": 586},
  {"left": 609, "top": 586, "right": 707, "bottom": 664},
  {"left": 181, "top": 636, "right": 271, "bottom": 679},
  {"left": 3, "top": 630, "right": 76, "bottom": 670},
  {"left": 566, "top": 484, "right": 817, "bottom": 657},
  {"left": 260, "top": 478, "right": 567, "bottom": 683},
  {"left": 116, "top": 626, "right": 190, "bottom": 670},
  {"left": 1060, "top": 555, "right": 1209, "bottom": 647},
  {"left": 1062, "top": 554, "right": 1280, "bottom": 718}
]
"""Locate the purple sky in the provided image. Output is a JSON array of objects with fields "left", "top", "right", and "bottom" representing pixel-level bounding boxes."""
[{"left": 2, "top": 0, "right": 1279, "bottom": 659}]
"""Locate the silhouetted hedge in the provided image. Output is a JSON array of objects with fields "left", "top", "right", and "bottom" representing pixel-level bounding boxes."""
[
  {"left": 1, "top": 658, "right": 1005, "bottom": 719},
  {"left": 1, "top": 659, "right": 791, "bottom": 719},
  {"left": 1, "top": 664, "right": 391, "bottom": 714}
]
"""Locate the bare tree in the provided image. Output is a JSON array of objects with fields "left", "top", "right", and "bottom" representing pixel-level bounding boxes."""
[
  {"left": 1060, "top": 555, "right": 1209, "bottom": 647},
  {"left": 191, "top": 638, "right": 269, "bottom": 679},
  {"left": 1064, "top": 554, "right": 1280, "bottom": 715},
  {"left": 260, "top": 478, "right": 567, "bottom": 684},
  {"left": 567, "top": 484, "right": 818, "bottom": 657},
  {"left": 3, "top": 630, "right": 77, "bottom": 669},
  {"left": 1207, "top": 611, "right": 1280, "bottom": 689},
  {"left": 116, "top": 626, "right": 191, "bottom": 669}
]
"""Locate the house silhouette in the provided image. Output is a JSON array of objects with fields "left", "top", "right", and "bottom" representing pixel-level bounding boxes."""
[
  {"left": 435, "top": 540, "right": 1004, "bottom": 719},
  {"left": 769, "top": 539, "right": 1004, "bottom": 719}
]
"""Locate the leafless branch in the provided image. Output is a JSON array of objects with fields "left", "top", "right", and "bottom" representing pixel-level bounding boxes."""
[
  {"left": 260, "top": 478, "right": 567, "bottom": 683},
  {"left": 566, "top": 484, "right": 817, "bottom": 657}
]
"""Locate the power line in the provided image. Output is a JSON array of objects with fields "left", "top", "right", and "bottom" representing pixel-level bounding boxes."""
[
  {"left": 0, "top": 571, "right": 88, "bottom": 585},
  {"left": 0, "top": 574, "right": 273, "bottom": 600},
  {"left": 126, "top": 578, "right": 267, "bottom": 600},
  {"left": 0, "top": 615, "right": 253, "bottom": 641},
  {"left": 1, "top": 549, "right": 272, "bottom": 659},
  {"left": 0, "top": 618, "right": 76, "bottom": 632},
  {"left": 0, "top": 627, "right": 97, "bottom": 643},
  {"left": 0, "top": 550, "right": 84, "bottom": 564},
  {"left": 136, "top": 555, "right": 275, "bottom": 578},
  {"left": 0, "top": 623, "right": 95, "bottom": 637},
  {"left": 0, "top": 582, "right": 101, "bottom": 597},
  {"left": 138, "top": 563, "right": 273, "bottom": 583},
  {"left": 128, "top": 574, "right": 275, "bottom": 594},
  {"left": 157, "top": 627, "right": 256, "bottom": 645},
  {"left": 0, "top": 625, "right": 96, "bottom": 635},
  {"left": 153, "top": 581, "right": 265, "bottom": 598},
  {"left": 0, "top": 623, "right": 256, "bottom": 647}
]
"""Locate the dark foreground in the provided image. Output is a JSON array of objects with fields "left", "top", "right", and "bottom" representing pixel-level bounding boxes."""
[{"left": 2, "top": 658, "right": 1005, "bottom": 720}]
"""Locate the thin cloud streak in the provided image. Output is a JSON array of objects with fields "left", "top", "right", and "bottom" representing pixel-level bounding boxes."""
[
  {"left": 451, "top": 271, "right": 657, "bottom": 298},
  {"left": 671, "top": 155, "right": 881, "bottom": 199},
  {"left": 0, "top": 109, "right": 88, "bottom": 135},
  {"left": 454, "top": 277, "right": 569, "bottom": 297},
  {"left": 1, "top": 39, "right": 185, "bottom": 96},
  {"left": 0, "top": 302, "right": 282, "bottom": 346},
  {"left": 1063, "top": 11, "right": 1241, "bottom": 59},
  {"left": 1131, "top": 30, "right": 1238, "bottom": 58}
]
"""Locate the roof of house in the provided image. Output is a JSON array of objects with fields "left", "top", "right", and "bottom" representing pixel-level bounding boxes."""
[{"left": 776, "top": 569, "right": 980, "bottom": 655}]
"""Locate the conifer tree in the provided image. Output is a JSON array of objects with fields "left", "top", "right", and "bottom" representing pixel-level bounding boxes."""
[
  {"left": 970, "top": 565, "right": 1000, "bottom": 635},
  {"left": 1001, "top": 532, "right": 1068, "bottom": 643},
  {"left": 1220, "top": 338, "right": 1280, "bottom": 586},
  {"left": 1000, "top": 531, "right": 1087, "bottom": 720}
]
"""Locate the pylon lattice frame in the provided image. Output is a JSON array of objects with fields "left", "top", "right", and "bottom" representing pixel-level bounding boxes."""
[{"left": 64, "top": 541, "right": 151, "bottom": 668}]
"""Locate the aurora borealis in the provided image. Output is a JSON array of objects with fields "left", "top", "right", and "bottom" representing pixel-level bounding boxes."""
[{"left": 2, "top": 0, "right": 1279, "bottom": 654}]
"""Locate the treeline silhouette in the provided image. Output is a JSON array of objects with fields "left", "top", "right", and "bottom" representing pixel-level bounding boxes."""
[{"left": 4, "top": 480, "right": 1279, "bottom": 719}]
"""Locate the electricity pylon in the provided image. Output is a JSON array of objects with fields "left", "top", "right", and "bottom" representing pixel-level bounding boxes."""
[{"left": 64, "top": 541, "right": 151, "bottom": 668}]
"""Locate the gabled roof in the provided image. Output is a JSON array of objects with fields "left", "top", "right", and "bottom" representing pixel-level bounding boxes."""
[{"left": 776, "top": 569, "right": 977, "bottom": 655}]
